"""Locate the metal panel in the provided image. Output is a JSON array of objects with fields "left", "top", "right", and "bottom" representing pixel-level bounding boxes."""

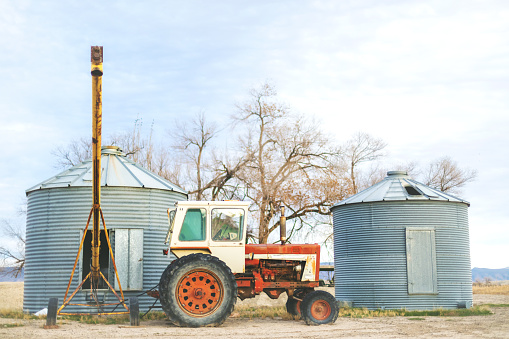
[
  {"left": 333, "top": 200, "right": 472, "bottom": 310},
  {"left": 115, "top": 229, "right": 128, "bottom": 290},
  {"left": 24, "top": 186, "right": 183, "bottom": 313},
  {"left": 115, "top": 229, "right": 144, "bottom": 290},
  {"left": 26, "top": 147, "right": 186, "bottom": 194},
  {"left": 332, "top": 171, "right": 469, "bottom": 207},
  {"left": 129, "top": 229, "right": 143, "bottom": 290},
  {"left": 406, "top": 228, "right": 437, "bottom": 295}
]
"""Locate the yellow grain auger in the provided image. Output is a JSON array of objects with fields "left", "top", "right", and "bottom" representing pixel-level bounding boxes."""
[{"left": 45, "top": 47, "right": 138, "bottom": 328}]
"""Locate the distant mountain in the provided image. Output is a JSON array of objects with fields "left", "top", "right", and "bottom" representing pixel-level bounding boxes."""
[
  {"left": 472, "top": 267, "right": 509, "bottom": 282},
  {"left": 318, "top": 265, "right": 509, "bottom": 283},
  {"left": 0, "top": 267, "right": 24, "bottom": 282}
]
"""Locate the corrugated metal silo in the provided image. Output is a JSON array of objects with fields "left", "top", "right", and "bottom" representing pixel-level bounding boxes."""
[
  {"left": 331, "top": 171, "right": 472, "bottom": 310},
  {"left": 24, "top": 146, "right": 187, "bottom": 313}
]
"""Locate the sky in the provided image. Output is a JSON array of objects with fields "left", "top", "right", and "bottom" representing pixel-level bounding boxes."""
[{"left": 0, "top": 0, "right": 508, "bottom": 268}]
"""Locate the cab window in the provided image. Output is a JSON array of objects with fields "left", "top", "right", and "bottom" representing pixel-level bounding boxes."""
[
  {"left": 179, "top": 208, "right": 206, "bottom": 241},
  {"left": 211, "top": 208, "right": 244, "bottom": 242}
]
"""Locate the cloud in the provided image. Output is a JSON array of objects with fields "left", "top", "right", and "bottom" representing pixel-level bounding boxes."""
[{"left": 0, "top": 0, "right": 508, "bottom": 268}]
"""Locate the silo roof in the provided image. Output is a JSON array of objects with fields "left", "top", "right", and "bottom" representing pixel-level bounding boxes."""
[
  {"left": 332, "top": 171, "right": 469, "bottom": 208},
  {"left": 26, "top": 146, "right": 187, "bottom": 194}
]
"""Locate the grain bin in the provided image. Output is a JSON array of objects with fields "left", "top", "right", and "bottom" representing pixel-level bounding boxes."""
[
  {"left": 24, "top": 146, "right": 187, "bottom": 313},
  {"left": 331, "top": 171, "right": 472, "bottom": 310}
]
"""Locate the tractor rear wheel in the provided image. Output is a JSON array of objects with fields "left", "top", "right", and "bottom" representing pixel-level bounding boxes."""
[
  {"left": 301, "top": 290, "right": 339, "bottom": 325},
  {"left": 159, "top": 253, "right": 237, "bottom": 327}
]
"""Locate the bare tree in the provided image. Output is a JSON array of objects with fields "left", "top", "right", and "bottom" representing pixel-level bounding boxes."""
[
  {"left": 150, "top": 147, "right": 186, "bottom": 187},
  {"left": 234, "top": 82, "right": 343, "bottom": 244},
  {"left": 343, "top": 132, "right": 387, "bottom": 195},
  {"left": 204, "top": 151, "right": 254, "bottom": 201},
  {"left": 173, "top": 112, "right": 218, "bottom": 200},
  {"left": 0, "top": 220, "right": 25, "bottom": 279},
  {"left": 358, "top": 161, "right": 419, "bottom": 189},
  {"left": 422, "top": 156, "right": 477, "bottom": 194},
  {"left": 170, "top": 111, "right": 257, "bottom": 201},
  {"left": 52, "top": 136, "right": 92, "bottom": 168},
  {"left": 109, "top": 118, "right": 158, "bottom": 171},
  {"left": 53, "top": 119, "right": 185, "bottom": 185}
]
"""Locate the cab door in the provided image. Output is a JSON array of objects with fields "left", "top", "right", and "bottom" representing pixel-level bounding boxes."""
[
  {"left": 170, "top": 206, "right": 211, "bottom": 258},
  {"left": 208, "top": 207, "right": 246, "bottom": 273}
]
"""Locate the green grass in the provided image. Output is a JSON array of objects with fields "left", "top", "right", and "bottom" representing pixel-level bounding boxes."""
[
  {"left": 0, "top": 310, "right": 39, "bottom": 320},
  {"left": 0, "top": 305, "right": 494, "bottom": 324},
  {"left": 60, "top": 314, "right": 129, "bottom": 325},
  {"left": 407, "top": 317, "right": 425, "bottom": 321},
  {"left": 2, "top": 323, "right": 24, "bottom": 328},
  {"left": 140, "top": 311, "right": 168, "bottom": 321}
]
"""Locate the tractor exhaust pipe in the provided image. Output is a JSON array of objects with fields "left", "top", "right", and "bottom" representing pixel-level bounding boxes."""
[{"left": 280, "top": 205, "right": 286, "bottom": 245}]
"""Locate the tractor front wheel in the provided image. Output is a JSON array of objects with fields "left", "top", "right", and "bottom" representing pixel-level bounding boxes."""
[
  {"left": 301, "top": 290, "right": 339, "bottom": 325},
  {"left": 159, "top": 253, "right": 237, "bottom": 327}
]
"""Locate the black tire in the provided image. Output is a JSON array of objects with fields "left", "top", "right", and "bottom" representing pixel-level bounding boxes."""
[
  {"left": 159, "top": 253, "right": 237, "bottom": 327},
  {"left": 286, "top": 288, "right": 307, "bottom": 317},
  {"left": 301, "top": 290, "right": 339, "bottom": 325},
  {"left": 286, "top": 298, "right": 301, "bottom": 317}
]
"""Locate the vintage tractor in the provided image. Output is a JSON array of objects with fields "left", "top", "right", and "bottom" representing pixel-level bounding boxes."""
[{"left": 158, "top": 200, "right": 338, "bottom": 327}]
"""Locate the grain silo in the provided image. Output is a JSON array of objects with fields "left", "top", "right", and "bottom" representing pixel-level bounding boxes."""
[
  {"left": 331, "top": 171, "right": 472, "bottom": 310},
  {"left": 24, "top": 146, "right": 187, "bottom": 313}
]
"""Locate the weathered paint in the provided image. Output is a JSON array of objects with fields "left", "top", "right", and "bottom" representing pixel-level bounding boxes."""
[{"left": 91, "top": 45, "right": 103, "bottom": 291}]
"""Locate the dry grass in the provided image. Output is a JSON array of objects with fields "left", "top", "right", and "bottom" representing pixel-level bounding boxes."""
[
  {"left": 0, "top": 309, "right": 39, "bottom": 320},
  {"left": 233, "top": 306, "right": 297, "bottom": 320},
  {"left": 232, "top": 305, "right": 492, "bottom": 319},
  {"left": 0, "top": 281, "right": 504, "bottom": 324},
  {"left": 473, "top": 284, "right": 509, "bottom": 295},
  {"left": 337, "top": 305, "right": 491, "bottom": 318},
  {"left": 0, "top": 282, "right": 23, "bottom": 311}
]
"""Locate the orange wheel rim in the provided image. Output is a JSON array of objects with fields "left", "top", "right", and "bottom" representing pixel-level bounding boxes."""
[
  {"left": 310, "top": 300, "right": 331, "bottom": 320},
  {"left": 176, "top": 269, "right": 223, "bottom": 317}
]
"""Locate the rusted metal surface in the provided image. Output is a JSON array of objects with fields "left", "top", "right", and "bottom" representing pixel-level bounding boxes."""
[
  {"left": 177, "top": 269, "right": 224, "bottom": 316},
  {"left": 91, "top": 46, "right": 103, "bottom": 290},
  {"left": 146, "top": 290, "right": 160, "bottom": 299},
  {"left": 279, "top": 205, "right": 286, "bottom": 244}
]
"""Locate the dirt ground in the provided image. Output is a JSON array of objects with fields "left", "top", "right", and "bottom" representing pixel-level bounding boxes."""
[{"left": 1, "top": 282, "right": 508, "bottom": 338}]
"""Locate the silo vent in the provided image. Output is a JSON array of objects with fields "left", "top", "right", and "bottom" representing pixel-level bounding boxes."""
[
  {"left": 387, "top": 171, "right": 408, "bottom": 178},
  {"left": 101, "top": 145, "right": 125, "bottom": 156},
  {"left": 404, "top": 185, "right": 422, "bottom": 196}
]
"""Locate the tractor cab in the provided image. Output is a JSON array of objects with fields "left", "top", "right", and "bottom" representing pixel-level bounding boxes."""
[{"left": 165, "top": 201, "right": 250, "bottom": 273}]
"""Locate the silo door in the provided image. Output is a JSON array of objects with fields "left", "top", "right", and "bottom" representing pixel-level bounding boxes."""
[
  {"left": 406, "top": 228, "right": 438, "bottom": 295},
  {"left": 114, "top": 229, "right": 144, "bottom": 290}
]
